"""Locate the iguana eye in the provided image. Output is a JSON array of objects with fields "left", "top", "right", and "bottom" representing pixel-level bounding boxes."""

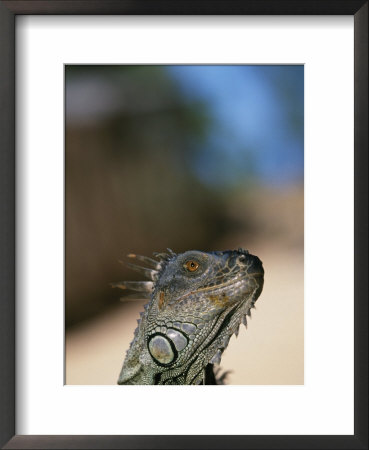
[{"left": 185, "top": 260, "right": 199, "bottom": 272}]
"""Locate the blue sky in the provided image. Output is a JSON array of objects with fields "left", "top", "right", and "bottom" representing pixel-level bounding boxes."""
[{"left": 167, "top": 65, "right": 304, "bottom": 187}]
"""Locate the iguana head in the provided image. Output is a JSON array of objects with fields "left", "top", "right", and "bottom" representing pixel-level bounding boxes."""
[{"left": 114, "top": 249, "right": 264, "bottom": 385}]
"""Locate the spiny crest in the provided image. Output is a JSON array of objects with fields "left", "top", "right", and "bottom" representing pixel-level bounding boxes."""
[
  {"left": 125, "top": 262, "right": 158, "bottom": 281},
  {"left": 112, "top": 249, "right": 177, "bottom": 302},
  {"left": 153, "top": 248, "right": 177, "bottom": 263},
  {"left": 210, "top": 349, "right": 222, "bottom": 365},
  {"left": 111, "top": 280, "right": 154, "bottom": 292}
]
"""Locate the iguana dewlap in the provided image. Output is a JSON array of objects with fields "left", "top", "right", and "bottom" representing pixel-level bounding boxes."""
[{"left": 114, "top": 249, "right": 264, "bottom": 385}]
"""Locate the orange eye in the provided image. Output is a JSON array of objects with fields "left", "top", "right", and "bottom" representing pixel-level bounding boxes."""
[{"left": 185, "top": 260, "right": 199, "bottom": 272}]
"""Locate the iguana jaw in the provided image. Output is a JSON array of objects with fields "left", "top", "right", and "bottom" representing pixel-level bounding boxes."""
[
  {"left": 189, "top": 281, "right": 264, "bottom": 384},
  {"left": 156, "top": 273, "right": 263, "bottom": 385}
]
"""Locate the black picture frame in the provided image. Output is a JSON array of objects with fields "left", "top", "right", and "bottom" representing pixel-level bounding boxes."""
[{"left": 0, "top": 1, "right": 367, "bottom": 449}]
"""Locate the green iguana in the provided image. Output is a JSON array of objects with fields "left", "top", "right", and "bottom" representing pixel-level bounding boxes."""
[{"left": 113, "top": 248, "right": 264, "bottom": 385}]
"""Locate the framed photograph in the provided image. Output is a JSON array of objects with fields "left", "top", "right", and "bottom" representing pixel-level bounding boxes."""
[
  {"left": 64, "top": 63, "right": 304, "bottom": 388},
  {"left": 0, "top": 1, "right": 367, "bottom": 449}
]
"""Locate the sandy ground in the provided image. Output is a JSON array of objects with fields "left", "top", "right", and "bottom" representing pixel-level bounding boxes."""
[{"left": 65, "top": 240, "right": 303, "bottom": 385}]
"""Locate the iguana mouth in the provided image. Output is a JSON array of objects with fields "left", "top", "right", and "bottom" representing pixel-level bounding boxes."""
[{"left": 171, "top": 276, "right": 253, "bottom": 303}]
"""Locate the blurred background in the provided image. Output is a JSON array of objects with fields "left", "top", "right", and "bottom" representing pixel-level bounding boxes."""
[{"left": 65, "top": 65, "right": 304, "bottom": 385}]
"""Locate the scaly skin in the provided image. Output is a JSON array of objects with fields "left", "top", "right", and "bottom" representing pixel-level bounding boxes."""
[{"left": 114, "top": 248, "right": 264, "bottom": 385}]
